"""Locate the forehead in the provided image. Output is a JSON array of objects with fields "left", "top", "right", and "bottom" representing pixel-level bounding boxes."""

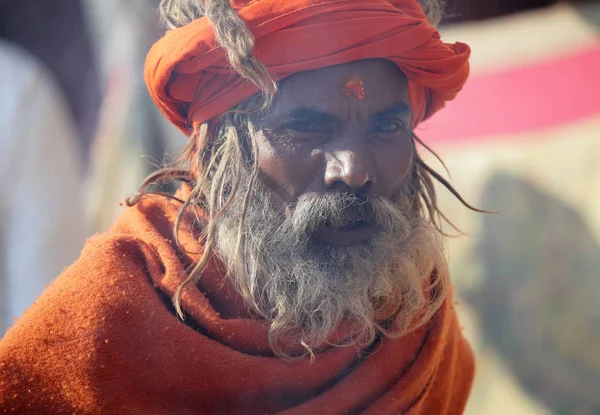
[{"left": 271, "top": 59, "right": 409, "bottom": 116}]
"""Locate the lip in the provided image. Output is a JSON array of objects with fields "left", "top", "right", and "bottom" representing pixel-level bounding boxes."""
[{"left": 313, "top": 223, "right": 374, "bottom": 247}]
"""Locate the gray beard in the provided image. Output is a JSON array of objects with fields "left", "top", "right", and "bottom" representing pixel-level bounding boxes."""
[{"left": 215, "top": 176, "right": 442, "bottom": 356}]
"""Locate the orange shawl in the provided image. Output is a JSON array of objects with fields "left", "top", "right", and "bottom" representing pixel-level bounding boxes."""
[
  {"left": 0, "top": 194, "right": 474, "bottom": 414},
  {"left": 144, "top": 0, "right": 470, "bottom": 135}
]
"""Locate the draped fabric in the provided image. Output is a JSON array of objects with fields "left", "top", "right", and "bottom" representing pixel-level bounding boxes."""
[
  {"left": 0, "top": 192, "right": 474, "bottom": 414},
  {"left": 144, "top": 0, "right": 470, "bottom": 135}
]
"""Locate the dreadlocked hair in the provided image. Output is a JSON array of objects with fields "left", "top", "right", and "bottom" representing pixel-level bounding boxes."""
[
  {"left": 129, "top": 0, "right": 481, "bottom": 354},
  {"left": 159, "top": 0, "right": 276, "bottom": 98},
  {"left": 159, "top": 0, "right": 447, "bottom": 29}
]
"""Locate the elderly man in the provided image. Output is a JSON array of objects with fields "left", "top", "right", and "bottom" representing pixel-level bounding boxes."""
[{"left": 0, "top": 0, "right": 475, "bottom": 413}]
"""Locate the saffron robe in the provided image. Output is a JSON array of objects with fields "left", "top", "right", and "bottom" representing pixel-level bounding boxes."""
[{"left": 0, "top": 193, "right": 474, "bottom": 414}]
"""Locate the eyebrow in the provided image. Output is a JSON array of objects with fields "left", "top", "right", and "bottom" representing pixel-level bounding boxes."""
[
  {"left": 372, "top": 101, "right": 412, "bottom": 119},
  {"left": 279, "top": 101, "right": 411, "bottom": 123},
  {"left": 283, "top": 107, "right": 340, "bottom": 123}
]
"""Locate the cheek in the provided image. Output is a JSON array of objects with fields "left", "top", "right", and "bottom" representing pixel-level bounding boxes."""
[
  {"left": 254, "top": 134, "right": 321, "bottom": 206},
  {"left": 376, "top": 136, "right": 414, "bottom": 191}
]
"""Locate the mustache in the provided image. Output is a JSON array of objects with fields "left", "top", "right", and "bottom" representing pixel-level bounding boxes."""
[{"left": 288, "top": 192, "right": 403, "bottom": 235}]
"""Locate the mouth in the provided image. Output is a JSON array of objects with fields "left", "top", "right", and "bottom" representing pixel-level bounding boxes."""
[{"left": 313, "top": 219, "right": 374, "bottom": 247}]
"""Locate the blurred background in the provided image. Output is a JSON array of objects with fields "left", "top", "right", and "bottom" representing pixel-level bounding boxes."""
[{"left": 0, "top": 1, "right": 598, "bottom": 413}]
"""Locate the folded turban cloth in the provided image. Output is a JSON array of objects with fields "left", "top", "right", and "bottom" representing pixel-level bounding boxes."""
[{"left": 145, "top": 0, "right": 471, "bottom": 136}]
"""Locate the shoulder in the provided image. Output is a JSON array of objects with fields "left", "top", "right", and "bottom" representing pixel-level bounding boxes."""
[
  {"left": 0, "top": 230, "right": 174, "bottom": 413},
  {"left": 110, "top": 191, "right": 200, "bottom": 260},
  {"left": 1, "top": 231, "right": 163, "bottom": 343},
  {"left": 0, "top": 192, "right": 191, "bottom": 352},
  {"left": 0, "top": 192, "right": 196, "bottom": 413}
]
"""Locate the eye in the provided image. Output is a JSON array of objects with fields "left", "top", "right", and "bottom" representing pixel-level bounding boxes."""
[
  {"left": 374, "top": 120, "right": 404, "bottom": 134},
  {"left": 284, "top": 121, "right": 325, "bottom": 134}
]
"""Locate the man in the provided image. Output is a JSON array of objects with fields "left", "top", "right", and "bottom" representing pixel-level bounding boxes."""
[{"left": 0, "top": 0, "right": 475, "bottom": 413}]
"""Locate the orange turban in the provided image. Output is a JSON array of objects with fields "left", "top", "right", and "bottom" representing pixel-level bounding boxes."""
[{"left": 144, "top": 0, "right": 471, "bottom": 135}]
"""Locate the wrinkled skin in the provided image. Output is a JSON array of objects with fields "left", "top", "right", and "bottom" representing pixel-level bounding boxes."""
[
  {"left": 250, "top": 59, "right": 414, "bottom": 245},
  {"left": 214, "top": 60, "right": 435, "bottom": 351},
  {"left": 253, "top": 59, "right": 414, "bottom": 210}
]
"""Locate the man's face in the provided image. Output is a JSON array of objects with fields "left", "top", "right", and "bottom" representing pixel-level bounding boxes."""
[
  {"left": 252, "top": 59, "right": 414, "bottom": 246},
  {"left": 215, "top": 59, "right": 436, "bottom": 355}
]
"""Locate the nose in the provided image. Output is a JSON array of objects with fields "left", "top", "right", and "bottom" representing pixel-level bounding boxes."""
[{"left": 324, "top": 147, "right": 375, "bottom": 193}]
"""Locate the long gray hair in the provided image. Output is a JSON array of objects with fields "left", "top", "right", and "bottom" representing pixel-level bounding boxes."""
[{"left": 131, "top": 0, "right": 480, "bottom": 358}]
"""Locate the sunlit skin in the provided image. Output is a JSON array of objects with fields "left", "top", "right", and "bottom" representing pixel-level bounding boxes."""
[{"left": 252, "top": 59, "right": 414, "bottom": 245}]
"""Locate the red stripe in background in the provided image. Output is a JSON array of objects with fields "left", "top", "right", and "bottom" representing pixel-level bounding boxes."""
[{"left": 417, "top": 42, "right": 600, "bottom": 144}]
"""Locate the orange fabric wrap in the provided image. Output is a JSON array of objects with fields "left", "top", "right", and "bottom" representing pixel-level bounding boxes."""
[
  {"left": 144, "top": 0, "right": 471, "bottom": 135},
  {"left": 0, "top": 193, "right": 474, "bottom": 414}
]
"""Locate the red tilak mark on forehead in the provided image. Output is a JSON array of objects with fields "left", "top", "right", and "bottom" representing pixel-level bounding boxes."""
[{"left": 344, "top": 78, "right": 367, "bottom": 100}]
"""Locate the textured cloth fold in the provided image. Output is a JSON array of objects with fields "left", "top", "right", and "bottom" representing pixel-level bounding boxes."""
[
  {"left": 0, "top": 193, "right": 474, "bottom": 414},
  {"left": 144, "top": 0, "right": 470, "bottom": 135}
]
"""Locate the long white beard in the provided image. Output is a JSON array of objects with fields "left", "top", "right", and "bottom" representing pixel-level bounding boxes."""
[{"left": 215, "top": 176, "right": 444, "bottom": 357}]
